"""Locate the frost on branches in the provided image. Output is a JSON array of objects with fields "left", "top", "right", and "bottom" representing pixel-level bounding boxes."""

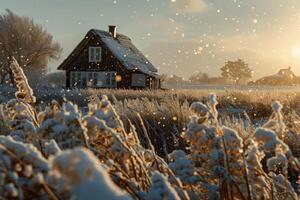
[{"left": 0, "top": 58, "right": 300, "bottom": 200}]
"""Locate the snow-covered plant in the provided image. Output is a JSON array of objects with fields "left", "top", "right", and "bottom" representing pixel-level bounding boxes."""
[
  {"left": 0, "top": 135, "right": 134, "bottom": 200},
  {"left": 246, "top": 102, "right": 299, "bottom": 200},
  {"left": 184, "top": 115, "right": 223, "bottom": 171},
  {"left": 0, "top": 59, "right": 39, "bottom": 143},
  {"left": 221, "top": 126, "right": 249, "bottom": 197},
  {"left": 267, "top": 150, "right": 288, "bottom": 175},
  {"left": 183, "top": 94, "right": 300, "bottom": 199},
  {"left": 263, "top": 101, "right": 286, "bottom": 139},
  {"left": 37, "top": 100, "right": 61, "bottom": 123},
  {"left": 10, "top": 57, "right": 36, "bottom": 105},
  {"left": 269, "top": 172, "right": 298, "bottom": 200},
  {"left": 85, "top": 95, "right": 190, "bottom": 199},
  {"left": 38, "top": 101, "right": 89, "bottom": 149},
  {"left": 4, "top": 99, "right": 38, "bottom": 141},
  {"left": 89, "top": 95, "right": 125, "bottom": 131},
  {"left": 44, "top": 139, "right": 61, "bottom": 157},
  {"left": 83, "top": 111, "right": 152, "bottom": 191},
  {"left": 190, "top": 101, "right": 208, "bottom": 119},
  {"left": 147, "top": 171, "right": 180, "bottom": 200},
  {"left": 0, "top": 136, "right": 55, "bottom": 200},
  {"left": 256, "top": 123, "right": 300, "bottom": 175},
  {"left": 256, "top": 125, "right": 299, "bottom": 199},
  {"left": 168, "top": 150, "right": 199, "bottom": 185},
  {"left": 244, "top": 139, "right": 271, "bottom": 199},
  {"left": 255, "top": 101, "right": 300, "bottom": 178},
  {"left": 255, "top": 127, "right": 289, "bottom": 153},
  {"left": 184, "top": 97, "right": 222, "bottom": 168},
  {"left": 47, "top": 147, "right": 131, "bottom": 200},
  {"left": 222, "top": 127, "right": 243, "bottom": 175},
  {"left": 183, "top": 94, "right": 225, "bottom": 198},
  {"left": 207, "top": 93, "right": 218, "bottom": 126},
  {"left": 185, "top": 94, "right": 251, "bottom": 199}
]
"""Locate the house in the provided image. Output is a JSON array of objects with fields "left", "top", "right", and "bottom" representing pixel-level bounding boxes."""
[
  {"left": 58, "top": 25, "right": 160, "bottom": 89},
  {"left": 249, "top": 67, "right": 300, "bottom": 86},
  {"left": 277, "top": 67, "right": 296, "bottom": 79}
]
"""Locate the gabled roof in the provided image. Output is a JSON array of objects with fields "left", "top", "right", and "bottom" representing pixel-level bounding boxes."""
[
  {"left": 91, "top": 29, "right": 157, "bottom": 76},
  {"left": 268, "top": 67, "right": 296, "bottom": 79},
  {"left": 58, "top": 29, "right": 158, "bottom": 76},
  {"left": 277, "top": 67, "right": 295, "bottom": 78}
]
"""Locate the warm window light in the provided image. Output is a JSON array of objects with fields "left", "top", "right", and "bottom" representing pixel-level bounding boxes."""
[{"left": 115, "top": 75, "right": 122, "bottom": 82}]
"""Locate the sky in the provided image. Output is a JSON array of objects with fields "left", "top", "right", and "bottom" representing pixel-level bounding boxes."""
[{"left": 1, "top": 0, "right": 300, "bottom": 79}]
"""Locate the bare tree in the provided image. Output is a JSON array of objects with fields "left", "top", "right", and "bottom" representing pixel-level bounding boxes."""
[{"left": 0, "top": 9, "right": 61, "bottom": 84}]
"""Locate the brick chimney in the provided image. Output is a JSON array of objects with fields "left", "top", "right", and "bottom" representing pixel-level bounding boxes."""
[{"left": 108, "top": 25, "right": 117, "bottom": 38}]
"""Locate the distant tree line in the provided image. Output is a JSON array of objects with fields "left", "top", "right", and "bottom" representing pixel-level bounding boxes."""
[{"left": 163, "top": 59, "right": 253, "bottom": 85}]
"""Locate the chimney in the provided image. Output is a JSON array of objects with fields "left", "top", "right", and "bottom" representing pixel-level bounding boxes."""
[{"left": 108, "top": 25, "right": 117, "bottom": 38}]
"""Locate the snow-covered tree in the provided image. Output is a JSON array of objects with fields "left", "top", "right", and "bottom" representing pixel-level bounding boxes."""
[{"left": 0, "top": 9, "right": 61, "bottom": 84}]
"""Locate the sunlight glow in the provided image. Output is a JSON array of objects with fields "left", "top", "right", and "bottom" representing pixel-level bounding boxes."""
[{"left": 292, "top": 47, "right": 300, "bottom": 59}]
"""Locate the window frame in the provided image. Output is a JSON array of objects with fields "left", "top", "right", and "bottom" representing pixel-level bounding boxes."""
[
  {"left": 70, "top": 71, "right": 116, "bottom": 88},
  {"left": 132, "top": 74, "right": 146, "bottom": 87},
  {"left": 70, "top": 71, "right": 76, "bottom": 87},
  {"left": 89, "top": 46, "right": 102, "bottom": 63},
  {"left": 96, "top": 71, "right": 116, "bottom": 88}
]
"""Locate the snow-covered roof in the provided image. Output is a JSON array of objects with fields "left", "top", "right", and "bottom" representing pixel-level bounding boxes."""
[
  {"left": 91, "top": 29, "right": 158, "bottom": 76},
  {"left": 268, "top": 67, "right": 296, "bottom": 79}
]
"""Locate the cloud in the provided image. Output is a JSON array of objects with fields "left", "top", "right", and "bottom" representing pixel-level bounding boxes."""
[{"left": 171, "top": 0, "right": 207, "bottom": 13}]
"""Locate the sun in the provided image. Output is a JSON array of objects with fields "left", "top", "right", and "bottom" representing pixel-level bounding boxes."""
[{"left": 292, "top": 47, "right": 300, "bottom": 59}]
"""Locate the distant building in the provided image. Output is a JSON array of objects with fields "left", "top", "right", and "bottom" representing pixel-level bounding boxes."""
[
  {"left": 58, "top": 25, "right": 160, "bottom": 89},
  {"left": 276, "top": 67, "right": 296, "bottom": 79},
  {"left": 249, "top": 67, "right": 300, "bottom": 86}
]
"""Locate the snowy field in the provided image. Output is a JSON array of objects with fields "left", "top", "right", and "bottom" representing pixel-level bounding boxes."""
[
  {"left": 163, "top": 83, "right": 300, "bottom": 92},
  {"left": 1, "top": 60, "right": 300, "bottom": 199},
  {"left": 0, "top": 61, "right": 300, "bottom": 199}
]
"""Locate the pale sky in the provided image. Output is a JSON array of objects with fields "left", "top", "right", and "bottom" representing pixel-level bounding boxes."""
[{"left": 1, "top": 0, "right": 300, "bottom": 79}]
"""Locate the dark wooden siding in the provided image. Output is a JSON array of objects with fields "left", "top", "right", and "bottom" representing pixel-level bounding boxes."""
[{"left": 66, "top": 71, "right": 70, "bottom": 88}]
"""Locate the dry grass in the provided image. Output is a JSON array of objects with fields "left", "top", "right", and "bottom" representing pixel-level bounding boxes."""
[
  {"left": 1, "top": 59, "right": 300, "bottom": 199},
  {"left": 3, "top": 85, "right": 300, "bottom": 157}
]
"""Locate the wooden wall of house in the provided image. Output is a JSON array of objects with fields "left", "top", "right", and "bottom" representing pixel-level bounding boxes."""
[
  {"left": 66, "top": 70, "right": 70, "bottom": 88},
  {"left": 65, "top": 32, "right": 135, "bottom": 88}
]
